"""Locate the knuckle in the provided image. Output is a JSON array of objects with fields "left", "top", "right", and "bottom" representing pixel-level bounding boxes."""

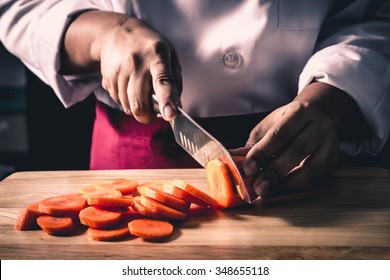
[
  {"left": 251, "top": 147, "right": 270, "bottom": 166},
  {"left": 145, "top": 40, "right": 169, "bottom": 58},
  {"left": 130, "top": 100, "right": 148, "bottom": 116}
]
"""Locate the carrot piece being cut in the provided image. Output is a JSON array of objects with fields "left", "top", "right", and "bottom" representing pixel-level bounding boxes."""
[
  {"left": 38, "top": 193, "right": 87, "bottom": 217},
  {"left": 14, "top": 202, "right": 43, "bottom": 231},
  {"left": 87, "top": 222, "right": 131, "bottom": 241},
  {"left": 128, "top": 219, "right": 174, "bottom": 241},
  {"left": 36, "top": 215, "right": 75, "bottom": 236},
  {"left": 79, "top": 206, "right": 122, "bottom": 229},
  {"left": 171, "top": 179, "right": 219, "bottom": 209},
  {"left": 94, "top": 178, "right": 139, "bottom": 195},
  {"left": 137, "top": 185, "right": 190, "bottom": 213},
  {"left": 140, "top": 195, "right": 187, "bottom": 221},
  {"left": 206, "top": 158, "right": 246, "bottom": 208}
]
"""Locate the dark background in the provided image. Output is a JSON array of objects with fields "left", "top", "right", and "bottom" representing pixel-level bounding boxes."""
[{"left": 0, "top": 43, "right": 389, "bottom": 180}]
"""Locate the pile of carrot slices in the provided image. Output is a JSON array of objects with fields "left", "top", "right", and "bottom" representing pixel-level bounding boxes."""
[{"left": 15, "top": 178, "right": 220, "bottom": 241}]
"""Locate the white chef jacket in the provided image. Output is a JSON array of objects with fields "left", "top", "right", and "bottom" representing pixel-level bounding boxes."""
[{"left": 1, "top": 0, "right": 389, "bottom": 156}]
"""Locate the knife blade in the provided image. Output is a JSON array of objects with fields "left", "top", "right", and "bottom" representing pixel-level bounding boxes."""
[{"left": 152, "top": 95, "right": 252, "bottom": 203}]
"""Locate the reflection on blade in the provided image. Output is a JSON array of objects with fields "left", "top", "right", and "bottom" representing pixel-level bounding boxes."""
[{"left": 170, "top": 108, "right": 251, "bottom": 203}]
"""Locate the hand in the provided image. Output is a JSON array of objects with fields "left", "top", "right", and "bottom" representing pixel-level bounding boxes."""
[
  {"left": 232, "top": 82, "right": 367, "bottom": 198},
  {"left": 62, "top": 11, "right": 182, "bottom": 123},
  {"left": 238, "top": 100, "right": 339, "bottom": 197}
]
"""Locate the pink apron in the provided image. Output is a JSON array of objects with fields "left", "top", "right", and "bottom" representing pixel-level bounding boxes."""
[{"left": 90, "top": 101, "right": 266, "bottom": 170}]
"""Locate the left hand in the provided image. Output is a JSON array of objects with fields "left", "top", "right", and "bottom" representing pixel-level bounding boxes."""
[{"left": 232, "top": 82, "right": 367, "bottom": 198}]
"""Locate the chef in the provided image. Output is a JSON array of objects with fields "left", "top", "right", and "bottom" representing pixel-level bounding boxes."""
[{"left": 1, "top": 0, "right": 389, "bottom": 197}]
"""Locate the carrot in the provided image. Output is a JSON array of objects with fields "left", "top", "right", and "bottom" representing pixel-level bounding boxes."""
[
  {"left": 14, "top": 202, "right": 43, "bottom": 231},
  {"left": 79, "top": 184, "right": 97, "bottom": 194},
  {"left": 206, "top": 158, "right": 246, "bottom": 208},
  {"left": 137, "top": 185, "right": 190, "bottom": 213},
  {"left": 128, "top": 219, "right": 174, "bottom": 241},
  {"left": 82, "top": 188, "right": 122, "bottom": 200},
  {"left": 131, "top": 197, "right": 165, "bottom": 220},
  {"left": 94, "top": 178, "right": 139, "bottom": 195},
  {"left": 121, "top": 206, "right": 146, "bottom": 222},
  {"left": 87, "top": 196, "right": 133, "bottom": 207},
  {"left": 36, "top": 215, "right": 75, "bottom": 236},
  {"left": 171, "top": 179, "right": 219, "bottom": 208},
  {"left": 87, "top": 222, "right": 131, "bottom": 241},
  {"left": 79, "top": 206, "right": 122, "bottom": 229},
  {"left": 38, "top": 193, "right": 87, "bottom": 217},
  {"left": 140, "top": 195, "right": 187, "bottom": 221}
]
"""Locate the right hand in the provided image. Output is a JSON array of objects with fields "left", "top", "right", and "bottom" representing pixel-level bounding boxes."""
[{"left": 63, "top": 11, "right": 182, "bottom": 124}]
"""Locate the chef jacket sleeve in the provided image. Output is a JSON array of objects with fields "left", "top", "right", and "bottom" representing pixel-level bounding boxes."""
[
  {"left": 298, "top": 0, "right": 390, "bottom": 156},
  {"left": 0, "top": 0, "right": 115, "bottom": 108}
]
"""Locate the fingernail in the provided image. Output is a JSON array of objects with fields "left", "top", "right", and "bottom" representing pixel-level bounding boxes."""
[
  {"left": 163, "top": 104, "right": 176, "bottom": 120},
  {"left": 243, "top": 160, "right": 258, "bottom": 176},
  {"left": 253, "top": 180, "right": 270, "bottom": 196}
]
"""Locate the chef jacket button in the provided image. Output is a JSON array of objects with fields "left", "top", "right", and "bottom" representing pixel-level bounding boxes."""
[{"left": 222, "top": 50, "right": 242, "bottom": 68}]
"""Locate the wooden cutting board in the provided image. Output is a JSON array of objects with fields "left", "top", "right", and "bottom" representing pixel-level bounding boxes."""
[{"left": 0, "top": 167, "right": 389, "bottom": 260}]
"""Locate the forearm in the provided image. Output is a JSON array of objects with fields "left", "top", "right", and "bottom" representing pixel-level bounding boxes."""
[{"left": 294, "top": 82, "right": 370, "bottom": 142}]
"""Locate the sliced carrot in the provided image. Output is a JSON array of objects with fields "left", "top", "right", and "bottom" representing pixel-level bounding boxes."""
[
  {"left": 87, "top": 196, "right": 133, "bottom": 208},
  {"left": 14, "top": 202, "right": 43, "bottom": 231},
  {"left": 131, "top": 196, "right": 165, "bottom": 220},
  {"left": 87, "top": 222, "right": 131, "bottom": 241},
  {"left": 137, "top": 185, "right": 190, "bottom": 213},
  {"left": 79, "top": 184, "right": 97, "bottom": 194},
  {"left": 121, "top": 205, "right": 146, "bottom": 222},
  {"left": 231, "top": 155, "right": 256, "bottom": 194},
  {"left": 38, "top": 193, "right": 87, "bottom": 217},
  {"left": 94, "top": 178, "right": 139, "bottom": 195},
  {"left": 82, "top": 188, "right": 122, "bottom": 200},
  {"left": 128, "top": 219, "right": 174, "bottom": 241},
  {"left": 140, "top": 195, "right": 187, "bottom": 221},
  {"left": 206, "top": 158, "right": 245, "bottom": 208},
  {"left": 171, "top": 179, "right": 219, "bottom": 208},
  {"left": 36, "top": 215, "right": 75, "bottom": 236},
  {"left": 79, "top": 206, "right": 122, "bottom": 229}
]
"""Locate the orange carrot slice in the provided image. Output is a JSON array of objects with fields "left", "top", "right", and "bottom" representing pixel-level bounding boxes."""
[
  {"left": 171, "top": 179, "right": 219, "bottom": 208},
  {"left": 121, "top": 206, "right": 146, "bottom": 222},
  {"left": 87, "top": 222, "right": 131, "bottom": 241},
  {"left": 38, "top": 193, "right": 87, "bottom": 217},
  {"left": 14, "top": 202, "right": 43, "bottom": 231},
  {"left": 82, "top": 188, "right": 122, "bottom": 200},
  {"left": 94, "top": 178, "right": 139, "bottom": 195},
  {"left": 140, "top": 196, "right": 187, "bottom": 221},
  {"left": 36, "top": 216, "right": 75, "bottom": 236},
  {"left": 79, "top": 184, "right": 97, "bottom": 194},
  {"left": 131, "top": 197, "right": 165, "bottom": 220},
  {"left": 206, "top": 158, "right": 246, "bottom": 208},
  {"left": 137, "top": 185, "right": 190, "bottom": 212},
  {"left": 87, "top": 196, "right": 133, "bottom": 208},
  {"left": 79, "top": 206, "right": 122, "bottom": 229},
  {"left": 128, "top": 219, "right": 174, "bottom": 241}
]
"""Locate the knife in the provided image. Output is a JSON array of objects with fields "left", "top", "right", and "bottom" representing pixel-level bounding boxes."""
[{"left": 152, "top": 95, "right": 252, "bottom": 203}]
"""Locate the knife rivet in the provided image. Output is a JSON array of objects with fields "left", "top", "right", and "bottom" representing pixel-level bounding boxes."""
[{"left": 222, "top": 50, "right": 242, "bottom": 68}]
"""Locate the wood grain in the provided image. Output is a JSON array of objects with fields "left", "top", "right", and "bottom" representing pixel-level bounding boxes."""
[{"left": 0, "top": 168, "right": 389, "bottom": 260}]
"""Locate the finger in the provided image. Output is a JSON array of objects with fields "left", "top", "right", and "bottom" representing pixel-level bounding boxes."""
[
  {"left": 256, "top": 122, "right": 323, "bottom": 184},
  {"left": 243, "top": 104, "right": 310, "bottom": 175},
  {"left": 117, "top": 73, "right": 131, "bottom": 114},
  {"left": 103, "top": 74, "right": 120, "bottom": 105},
  {"left": 228, "top": 147, "right": 251, "bottom": 156},
  {"left": 127, "top": 72, "right": 154, "bottom": 124},
  {"left": 149, "top": 42, "right": 181, "bottom": 120},
  {"left": 280, "top": 139, "right": 339, "bottom": 190}
]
